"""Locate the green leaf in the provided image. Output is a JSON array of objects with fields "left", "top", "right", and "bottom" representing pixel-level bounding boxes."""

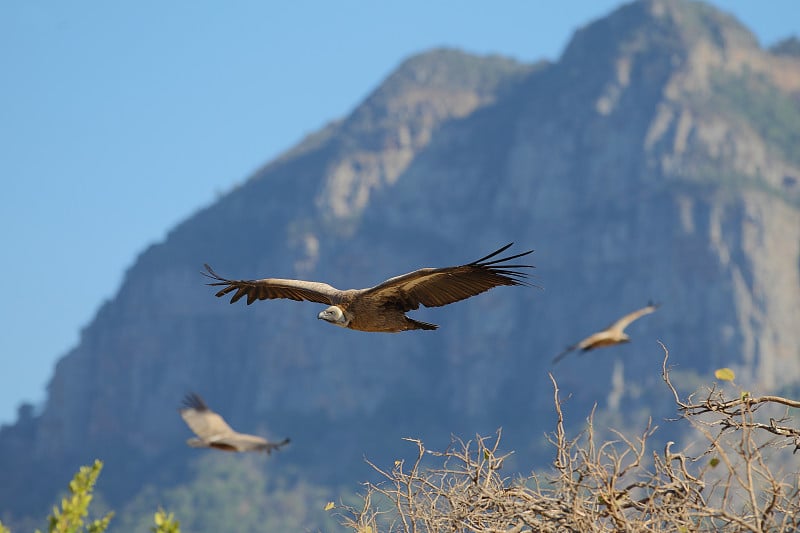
[
  {"left": 709, "top": 457, "right": 720, "bottom": 468},
  {"left": 42, "top": 460, "right": 110, "bottom": 533},
  {"left": 151, "top": 509, "right": 180, "bottom": 533},
  {"left": 87, "top": 513, "right": 113, "bottom": 533},
  {"left": 714, "top": 368, "right": 735, "bottom": 381}
]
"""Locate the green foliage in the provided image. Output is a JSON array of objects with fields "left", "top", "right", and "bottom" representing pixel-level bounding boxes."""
[
  {"left": 151, "top": 509, "right": 180, "bottom": 533},
  {"left": 711, "top": 70, "right": 800, "bottom": 169},
  {"left": 0, "top": 461, "right": 181, "bottom": 533},
  {"left": 714, "top": 367, "right": 735, "bottom": 382},
  {"left": 37, "top": 460, "right": 113, "bottom": 533},
  {"left": 670, "top": 69, "right": 800, "bottom": 207},
  {"left": 0, "top": 460, "right": 113, "bottom": 533},
  {"left": 116, "top": 454, "right": 342, "bottom": 533}
]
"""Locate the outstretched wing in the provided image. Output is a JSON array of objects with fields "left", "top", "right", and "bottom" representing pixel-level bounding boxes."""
[
  {"left": 203, "top": 264, "right": 340, "bottom": 305},
  {"left": 262, "top": 437, "right": 291, "bottom": 455},
  {"left": 362, "top": 243, "right": 534, "bottom": 311},
  {"left": 552, "top": 344, "right": 578, "bottom": 364},
  {"left": 211, "top": 434, "right": 289, "bottom": 454},
  {"left": 609, "top": 302, "right": 660, "bottom": 333},
  {"left": 179, "top": 393, "right": 235, "bottom": 440}
]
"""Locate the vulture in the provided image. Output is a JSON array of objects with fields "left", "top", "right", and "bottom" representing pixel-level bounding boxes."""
[
  {"left": 203, "top": 243, "right": 534, "bottom": 333},
  {"left": 179, "top": 393, "right": 289, "bottom": 454},
  {"left": 552, "top": 302, "right": 660, "bottom": 364}
]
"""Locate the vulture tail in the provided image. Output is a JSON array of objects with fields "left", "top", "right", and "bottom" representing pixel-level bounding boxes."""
[{"left": 407, "top": 317, "right": 438, "bottom": 331}]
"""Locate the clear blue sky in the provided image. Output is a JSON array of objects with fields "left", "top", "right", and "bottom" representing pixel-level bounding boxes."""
[{"left": 1, "top": 1, "right": 797, "bottom": 425}]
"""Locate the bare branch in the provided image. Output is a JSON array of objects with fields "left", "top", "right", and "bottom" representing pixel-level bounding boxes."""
[{"left": 344, "top": 344, "right": 800, "bottom": 532}]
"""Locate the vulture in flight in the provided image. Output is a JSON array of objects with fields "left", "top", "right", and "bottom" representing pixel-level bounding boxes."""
[
  {"left": 203, "top": 243, "right": 534, "bottom": 333},
  {"left": 552, "top": 302, "right": 660, "bottom": 364},
  {"left": 179, "top": 393, "right": 290, "bottom": 454}
]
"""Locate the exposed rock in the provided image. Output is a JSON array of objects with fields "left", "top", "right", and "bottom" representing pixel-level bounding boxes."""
[
  {"left": 1, "top": 1, "right": 798, "bottom": 529},
  {"left": 770, "top": 36, "right": 800, "bottom": 58}
]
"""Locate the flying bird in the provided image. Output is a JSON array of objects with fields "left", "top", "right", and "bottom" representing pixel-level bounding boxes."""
[
  {"left": 203, "top": 243, "right": 534, "bottom": 333},
  {"left": 179, "top": 393, "right": 289, "bottom": 454},
  {"left": 552, "top": 302, "right": 660, "bottom": 364}
]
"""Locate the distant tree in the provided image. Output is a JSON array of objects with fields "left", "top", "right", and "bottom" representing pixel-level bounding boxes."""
[
  {"left": 115, "top": 453, "right": 339, "bottom": 533},
  {"left": 341, "top": 346, "right": 800, "bottom": 532}
]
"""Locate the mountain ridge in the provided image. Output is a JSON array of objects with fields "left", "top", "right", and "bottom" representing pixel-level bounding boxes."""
[{"left": 2, "top": 1, "right": 799, "bottom": 529}]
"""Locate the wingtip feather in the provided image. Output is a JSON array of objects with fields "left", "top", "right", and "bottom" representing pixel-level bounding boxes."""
[
  {"left": 203, "top": 263, "right": 235, "bottom": 288},
  {"left": 470, "top": 243, "right": 515, "bottom": 265},
  {"left": 182, "top": 392, "right": 209, "bottom": 412},
  {"left": 552, "top": 345, "right": 576, "bottom": 365}
]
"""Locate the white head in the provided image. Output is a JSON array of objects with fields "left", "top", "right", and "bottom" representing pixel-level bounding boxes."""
[{"left": 318, "top": 305, "right": 349, "bottom": 327}]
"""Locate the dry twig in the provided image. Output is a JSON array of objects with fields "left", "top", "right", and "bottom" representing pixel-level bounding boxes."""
[{"left": 341, "top": 344, "right": 800, "bottom": 532}]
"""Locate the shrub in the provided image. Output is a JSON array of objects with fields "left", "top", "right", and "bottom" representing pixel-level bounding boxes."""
[
  {"left": 0, "top": 461, "right": 180, "bottom": 533},
  {"left": 341, "top": 346, "right": 800, "bottom": 532}
]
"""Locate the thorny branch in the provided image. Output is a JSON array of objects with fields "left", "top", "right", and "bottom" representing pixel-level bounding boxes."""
[
  {"left": 341, "top": 344, "right": 800, "bottom": 532},
  {"left": 660, "top": 341, "right": 800, "bottom": 454}
]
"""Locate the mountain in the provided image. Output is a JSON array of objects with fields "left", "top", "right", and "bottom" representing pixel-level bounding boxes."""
[
  {"left": 2, "top": 0, "right": 799, "bottom": 530},
  {"left": 771, "top": 36, "right": 800, "bottom": 57}
]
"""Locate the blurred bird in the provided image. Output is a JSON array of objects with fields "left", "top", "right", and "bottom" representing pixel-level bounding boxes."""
[
  {"left": 552, "top": 302, "right": 660, "bottom": 364},
  {"left": 203, "top": 243, "right": 534, "bottom": 333},
  {"left": 179, "top": 393, "right": 289, "bottom": 454}
]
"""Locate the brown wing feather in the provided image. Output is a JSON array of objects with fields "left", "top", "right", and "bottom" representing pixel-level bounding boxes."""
[
  {"left": 179, "top": 393, "right": 290, "bottom": 453},
  {"left": 608, "top": 302, "right": 660, "bottom": 333},
  {"left": 362, "top": 243, "right": 534, "bottom": 311},
  {"left": 552, "top": 344, "right": 578, "bottom": 364},
  {"left": 212, "top": 436, "right": 291, "bottom": 454},
  {"left": 553, "top": 303, "right": 660, "bottom": 364},
  {"left": 203, "top": 264, "right": 339, "bottom": 305}
]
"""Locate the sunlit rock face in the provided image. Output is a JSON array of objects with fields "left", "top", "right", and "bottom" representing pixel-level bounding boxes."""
[{"left": 1, "top": 1, "right": 798, "bottom": 529}]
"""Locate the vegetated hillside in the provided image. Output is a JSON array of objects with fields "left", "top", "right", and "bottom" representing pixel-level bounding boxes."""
[{"left": 1, "top": 0, "right": 799, "bottom": 530}]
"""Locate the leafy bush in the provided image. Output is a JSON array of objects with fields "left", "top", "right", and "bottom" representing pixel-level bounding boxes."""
[
  {"left": 0, "top": 461, "right": 179, "bottom": 533},
  {"left": 114, "top": 454, "right": 341, "bottom": 533}
]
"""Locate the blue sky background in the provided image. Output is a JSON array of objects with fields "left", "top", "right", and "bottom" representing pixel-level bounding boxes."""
[{"left": 1, "top": 1, "right": 797, "bottom": 425}]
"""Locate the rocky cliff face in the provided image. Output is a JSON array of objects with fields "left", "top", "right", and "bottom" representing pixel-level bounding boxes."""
[{"left": 2, "top": 0, "right": 798, "bottom": 528}]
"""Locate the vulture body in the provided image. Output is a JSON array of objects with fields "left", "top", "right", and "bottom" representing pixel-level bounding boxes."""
[
  {"left": 204, "top": 243, "right": 534, "bottom": 333},
  {"left": 552, "top": 302, "right": 660, "bottom": 364},
  {"left": 179, "top": 393, "right": 289, "bottom": 454}
]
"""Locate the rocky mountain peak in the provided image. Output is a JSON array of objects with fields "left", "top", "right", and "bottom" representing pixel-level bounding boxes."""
[
  {"left": 559, "top": 0, "right": 800, "bottom": 103},
  {"left": 305, "top": 49, "right": 536, "bottom": 228},
  {"left": 1, "top": 2, "right": 798, "bottom": 530},
  {"left": 770, "top": 36, "right": 800, "bottom": 58},
  {"left": 350, "top": 48, "right": 534, "bottom": 127},
  {"left": 562, "top": 0, "right": 758, "bottom": 66}
]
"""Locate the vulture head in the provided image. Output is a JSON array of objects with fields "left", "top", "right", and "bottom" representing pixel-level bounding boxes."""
[{"left": 318, "top": 305, "right": 349, "bottom": 327}]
